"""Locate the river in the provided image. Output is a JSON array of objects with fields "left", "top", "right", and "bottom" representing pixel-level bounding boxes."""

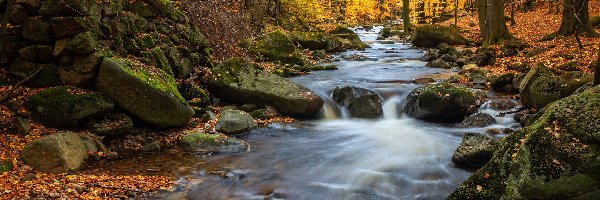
[{"left": 159, "top": 26, "right": 520, "bottom": 200}]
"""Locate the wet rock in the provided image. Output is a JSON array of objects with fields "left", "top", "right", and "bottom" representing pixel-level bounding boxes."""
[
  {"left": 22, "top": 132, "right": 87, "bottom": 173},
  {"left": 489, "top": 99, "right": 518, "bottom": 111},
  {"left": 332, "top": 86, "right": 383, "bottom": 118},
  {"left": 179, "top": 132, "right": 247, "bottom": 153},
  {"left": 420, "top": 50, "right": 438, "bottom": 62},
  {"left": 26, "top": 86, "right": 114, "bottom": 129},
  {"left": 96, "top": 58, "right": 194, "bottom": 128},
  {"left": 458, "top": 113, "right": 496, "bottom": 128},
  {"left": 405, "top": 83, "right": 477, "bottom": 123},
  {"left": 452, "top": 133, "right": 498, "bottom": 168},
  {"left": 91, "top": 113, "right": 133, "bottom": 136},
  {"left": 488, "top": 73, "right": 516, "bottom": 92},
  {"left": 342, "top": 54, "right": 369, "bottom": 61},
  {"left": 470, "top": 75, "right": 487, "bottom": 85},
  {"left": 412, "top": 78, "right": 435, "bottom": 84},
  {"left": 207, "top": 58, "right": 323, "bottom": 117},
  {"left": 440, "top": 54, "right": 458, "bottom": 63},
  {"left": 141, "top": 141, "right": 161, "bottom": 153},
  {"left": 449, "top": 85, "right": 600, "bottom": 199},
  {"left": 250, "top": 108, "right": 275, "bottom": 120},
  {"left": 216, "top": 110, "right": 257, "bottom": 134},
  {"left": 412, "top": 25, "right": 469, "bottom": 48},
  {"left": 426, "top": 58, "right": 452, "bottom": 69}
]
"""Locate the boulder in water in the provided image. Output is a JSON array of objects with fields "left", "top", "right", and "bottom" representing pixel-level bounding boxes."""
[
  {"left": 207, "top": 58, "right": 323, "bottom": 117},
  {"left": 426, "top": 58, "right": 453, "bottom": 69},
  {"left": 215, "top": 109, "right": 257, "bottom": 134},
  {"left": 21, "top": 132, "right": 88, "bottom": 173},
  {"left": 458, "top": 113, "right": 496, "bottom": 128},
  {"left": 452, "top": 133, "right": 498, "bottom": 168},
  {"left": 179, "top": 132, "right": 247, "bottom": 153},
  {"left": 448, "top": 85, "right": 600, "bottom": 199},
  {"left": 332, "top": 86, "right": 383, "bottom": 118},
  {"left": 405, "top": 83, "right": 477, "bottom": 123}
]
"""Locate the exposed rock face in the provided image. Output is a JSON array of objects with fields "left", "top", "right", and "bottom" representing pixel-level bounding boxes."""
[
  {"left": 332, "top": 86, "right": 383, "bottom": 118},
  {"left": 405, "top": 83, "right": 477, "bottom": 123},
  {"left": 96, "top": 58, "right": 194, "bottom": 128},
  {"left": 215, "top": 110, "right": 257, "bottom": 134},
  {"left": 26, "top": 86, "right": 113, "bottom": 129},
  {"left": 412, "top": 25, "right": 469, "bottom": 48},
  {"left": 452, "top": 133, "right": 498, "bottom": 168},
  {"left": 448, "top": 85, "right": 600, "bottom": 199},
  {"left": 458, "top": 113, "right": 496, "bottom": 128},
  {"left": 207, "top": 58, "right": 324, "bottom": 117},
  {"left": 21, "top": 132, "right": 87, "bottom": 173}
]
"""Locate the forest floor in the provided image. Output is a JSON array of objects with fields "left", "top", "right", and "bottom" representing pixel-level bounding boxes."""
[
  {"left": 441, "top": 2, "right": 600, "bottom": 75},
  {"left": 1, "top": 2, "right": 600, "bottom": 199}
]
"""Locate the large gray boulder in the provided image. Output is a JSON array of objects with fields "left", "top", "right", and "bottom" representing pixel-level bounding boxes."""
[
  {"left": 412, "top": 25, "right": 469, "bottom": 48},
  {"left": 448, "top": 85, "right": 600, "bottom": 199},
  {"left": 452, "top": 133, "right": 498, "bottom": 168},
  {"left": 207, "top": 58, "right": 324, "bottom": 117},
  {"left": 332, "top": 86, "right": 383, "bottom": 118},
  {"left": 216, "top": 109, "right": 257, "bottom": 134},
  {"left": 96, "top": 58, "right": 194, "bottom": 128},
  {"left": 21, "top": 132, "right": 88, "bottom": 173},
  {"left": 405, "top": 83, "right": 477, "bottom": 123},
  {"left": 26, "top": 86, "right": 113, "bottom": 129}
]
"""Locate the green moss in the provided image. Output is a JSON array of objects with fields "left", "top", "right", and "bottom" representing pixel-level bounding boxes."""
[
  {"left": 135, "top": 34, "right": 158, "bottom": 50},
  {"left": 406, "top": 83, "right": 476, "bottom": 122},
  {"left": 412, "top": 25, "right": 469, "bottom": 48},
  {"left": 110, "top": 58, "right": 185, "bottom": 103},
  {"left": 211, "top": 58, "right": 260, "bottom": 85},
  {"left": 67, "top": 31, "right": 98, "bottom": 54},
  {"left": 0, "top": 160, "right": 12, "bottom": 173},
  {"left": 245, "top": 30, "right": 306, "bottom": 66}
]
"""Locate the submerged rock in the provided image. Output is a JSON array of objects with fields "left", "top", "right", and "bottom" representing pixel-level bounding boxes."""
[
  {"left": 27, "top": 86, "right": 113, "bottom": 129},
  {"left": 215, "top": 109, "right": 257, "bottom": 134},
  {"left": 405, "top": 83, "right": 477, "bottom": 123},
  {"left": 207, "top": 58, "right": 323, "bottom": 117},
  {"left": 332, "top": 86, "right": 383, "bottom": 118},
  {"left": 448, "top": 85, "right": 600, "bottom": 199},
  {"left": 452, "top": 133, "right": 498, "bottom": 168},
  {"left": 22, "top": 132, "right": 87, "bottom": 173},
  {"left": 179, "top": 132, "right": 247, "bottom": 153},
  {"left": 96, "top": 58, "right": 194, "bottom": 128}
]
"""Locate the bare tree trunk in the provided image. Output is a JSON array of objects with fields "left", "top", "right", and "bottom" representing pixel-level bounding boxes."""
[
  {"left": 403, "top": 0, "right": 412, "bottom": 31},
  {"left": 556, "top": 0, "right": 598, "bottom": 37},
  {"left": 595, "top": 46, "right": 600, "bottom": 86},
  {"left": 478, "top": 0, "right": 513, "bottom": 44},
  {"left": 510, "top": 0, "right": 516, "bottom": 26},
  {"left": 454, "top": 0, "right": 459, "bottom": 27}
]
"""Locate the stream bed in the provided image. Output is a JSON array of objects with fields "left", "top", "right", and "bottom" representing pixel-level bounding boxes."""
[{"left": 156, "top": 27, "right": 520, "bottom": 200}]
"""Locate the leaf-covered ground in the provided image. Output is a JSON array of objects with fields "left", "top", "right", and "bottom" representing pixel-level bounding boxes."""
[{"left": 441, "top": 2, "right": 600, "bottom": 75}]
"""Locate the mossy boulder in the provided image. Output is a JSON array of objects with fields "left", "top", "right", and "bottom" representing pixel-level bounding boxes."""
[
  {"left": 207, "top": 58, "right": 323, "bottom": 117},
  {"left": 448, "top": 85, "right": 600, "bottom": 199},
  {"left": 380, "top": 27, "right": 404, "bottom": 38},
  {"left": 519, "top": 65, "right": 591, "bottom": 110},
  {"left": 412, "top": 25, "right": 469, "bottom": 48},
  {"left": 66, "top": 31, "right": 98, "bottom": 55},
  {"left": 40, "top": 0, "right": 102, "bottom": 17},
  {"left": 329, "top": 26, "right": 355, "bottom": 35},
  {"left": 475, "top": 47, "right": 497, "bottom": 67},
  {"left": 50, "top": 17, "right": 101, "bottom": 38},
  {"left": 27, "top": 87, "right": 114, "bottom": 129},
  {"left": 95, "top": 58, "right": 194, "bottom": 128},
  {"left": 21, "top": 132, "right": 88, "bottom": 173},
  {"left": 215, "top": 109, "right": 257, "bottom": 134},
  {"left": 289, "top": 31, "right": 347, "bottom": 52},
  {"left": 405, "top": 83, "right": 477, "bottom": 123},
  {"left": 452, "top": 133, "right": 498, "bottom": 168},
  {"left": 488, "top": 72, "right": 515, "bottom": 91},
  {"left": 244, "top": 30, "right": 305, "bottom": 66},
  {"left": 332, "top": 86, "right": 383, "bottom": 119},
  {"left": 179, "top": 132, "right": 247, "bottom": 153}
]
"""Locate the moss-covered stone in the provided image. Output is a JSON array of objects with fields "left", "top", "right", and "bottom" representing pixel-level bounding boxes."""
[
  {"left": 207, "top": 58, "right": 323, "bottom": 117},
  {"left": 244, "top": 30, "right": 306, "bottom": 66},
  {"left": 22, "top": 17, "right": 53, "bottom": 43},
  {"left": 412, "top": 25, "right": 469, "bottom": 48},
  {"left": 96, "top": 58, "right": 193, "bottom": 128},
  {"left": 67, "top": 31, "right": 98, "bottom": 55},
  {"left": 520, "top": 65, "right": 592, "bottom": 110},
  {"left": 405, "top": 83, "right": 477, "bottom": 123},
  {"left": 27, "top": 86, "right": 114, "bottom": 128},
  {"left": 179, "top": 132, "right": 247, "bottom": 153},
  {"left": 449, "top": 85, "right": 600, "bottom": 199},
  {"left": 488, "top": 72, "right": 515, "bottom": 91},
  {"left": 50, "top": 17, "right": 101, "bottom": 38},
  {"left": 40, "top": 0, "right": 102, "bottom": 16},
  {"left": 109, "top": 12, "right": 148, "bottom": 35}
]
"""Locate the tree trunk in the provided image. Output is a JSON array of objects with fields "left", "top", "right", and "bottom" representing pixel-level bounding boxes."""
[
  {"left": 478, "top": 0, "right": 513, "bottom": 44},
  {"left": 454, "top": 0, "right": 459, "bottom": 27},
  {"left": 510, "top": 0, "right": 516, "bottom": 26},
  {"left": 556, "top": 0, "right": 599, "bottom": 37},
  {"left": 403, "top": 0, "right": 412, "bottom": 31},
  {"left": 595, "top": 46, "right": 600, "bottom": 86}
]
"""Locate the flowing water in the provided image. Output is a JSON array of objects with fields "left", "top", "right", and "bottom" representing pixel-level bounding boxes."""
[{"left": 162, "top": 27, "right": 520, "bottom": 200}]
